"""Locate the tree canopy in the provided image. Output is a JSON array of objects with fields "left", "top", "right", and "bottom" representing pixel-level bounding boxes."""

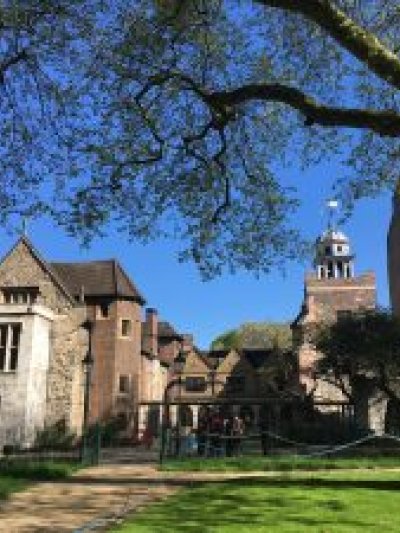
[
  {"left": 2, "top": 1, "right": 400, "bottom": 277},
  {"left": 313, "top": 309, "right": 400, "bottom": 403},
  {"left": 211, "top": 321, "right": 292, "bottom": 351}
]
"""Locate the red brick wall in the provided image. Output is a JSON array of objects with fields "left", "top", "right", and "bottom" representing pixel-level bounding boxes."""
[
  {"left": 158, "top": 339, "right": 181, "bottom": 365},
  {"left": 113, "top": 299, "right": 142, "bottom": 414},
  {"left": 87, "top": 298, "right": 142, "bottom": 423},
  {"left": 297, "top": 272, "right": 376, "bottom": 397}
]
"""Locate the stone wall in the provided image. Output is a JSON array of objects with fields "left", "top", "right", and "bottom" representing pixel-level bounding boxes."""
[
  {"left": 0, "top": 308, "right": 54, "bottom": 446},
  {"left": 46, "top": 305, "right": 87, "bottom": 435},
  {"left": 0, "top": 239, "right": 88, "bottom": 445}
]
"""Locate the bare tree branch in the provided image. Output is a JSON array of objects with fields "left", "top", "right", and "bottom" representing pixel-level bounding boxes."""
[
  {"left": 137, "top": 70, "right": 400, "bottom": 137},
  {"left": 209, "top": 83, "right": 400, "bottom": 137},
  {"left": 0, "top": 48, "right": 28, "bottom": 82}
]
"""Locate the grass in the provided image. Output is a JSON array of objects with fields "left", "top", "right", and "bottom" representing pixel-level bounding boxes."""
[
  {"left": 0, "top": 460, "right": 78, "bottom": 500},
  {"left": 111, "top": 470, "right": 400, "bottom": 532},
  {"left": 161, "top": 454, "right": 400, "bottom": 472}
]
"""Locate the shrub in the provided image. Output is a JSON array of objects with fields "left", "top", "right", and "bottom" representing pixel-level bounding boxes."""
[{"left": 34, "top": 420, "right": 76, "bottom": 450}]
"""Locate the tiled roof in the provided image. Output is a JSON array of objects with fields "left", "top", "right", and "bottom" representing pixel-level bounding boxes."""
[
  {"left": 157, "top": 321, "right": 183, "bottom": 340},
  {"left": 50, "top": 260, "right": 145, "bottom": 304}
]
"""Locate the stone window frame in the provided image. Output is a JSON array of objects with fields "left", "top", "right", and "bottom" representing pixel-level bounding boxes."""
[
  {"left": 118, "top": 374, "right": 131, "bottom": 394},
  {"left": 0, "top": 323, "right": 22, "bottom": 373},
  {"left": 2, "top": 287, "right": 39, "bottom": 305},
  {"left": 184, "top": 376, "right": 207, "bottom": 393},
  {"left": 120, "top": 318, "right": 132, "bottom": 338}
]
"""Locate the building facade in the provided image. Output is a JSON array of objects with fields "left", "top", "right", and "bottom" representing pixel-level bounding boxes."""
[
  {"left": 0, "top": 238, "right": 88, "bottom": 447},
  {"left": 154, "top": 346, "right": 300, "bottom": 434},
  {"left": 0, "top": 237, "right": 187, "bottom": 450},
  {"left": 293, "top": 227, "right": 376, "bottom": 400},
  {"left": 290, "top": 227, "right": 395, "bottom": 434}
]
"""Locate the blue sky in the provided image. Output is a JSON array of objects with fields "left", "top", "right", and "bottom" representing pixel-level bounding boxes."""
[{"left": 0, "top": 159, "right": 392, "bottom": 350}]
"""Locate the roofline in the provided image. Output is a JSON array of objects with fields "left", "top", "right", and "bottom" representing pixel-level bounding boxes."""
[
  {"left": 114, "top": 259, "right": 146, "bottom": 305},
  {"left": 2, "top": 237, "right": 76, "bottom": 305},
  {"left": 50, "top": 258, "right": 146, "bottom": 305},
  {"left": 158, "top": 333, "right": 184, "bottom": 341}
]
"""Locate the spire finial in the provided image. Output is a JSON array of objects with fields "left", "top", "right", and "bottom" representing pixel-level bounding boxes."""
[{"left": 21, "top": 215, "right": 30, "bottom": 237}]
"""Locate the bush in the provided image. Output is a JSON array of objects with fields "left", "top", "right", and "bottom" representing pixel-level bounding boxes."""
[
  {"left": 34, "top": 421, "right": 76, "bottom": 450},
  {"left": 0, "top": 460, "right": 76, "bottom": 480},
  {"left": 3, "top": 444, "right": 20, "bottom": 456}
]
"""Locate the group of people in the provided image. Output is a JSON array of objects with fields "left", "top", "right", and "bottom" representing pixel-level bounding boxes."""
[{"left": 197, "top": 411, "right": 246, "bottom": 457}]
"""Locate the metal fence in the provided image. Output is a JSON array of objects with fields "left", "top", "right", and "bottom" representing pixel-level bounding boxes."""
[{"left": 159, "top": 398, "right": 360, "bottom": 462}]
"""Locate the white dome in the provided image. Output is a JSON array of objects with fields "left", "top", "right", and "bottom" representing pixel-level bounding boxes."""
[{"left": 319, "top": 228, "right": 349, "bottom": 243}]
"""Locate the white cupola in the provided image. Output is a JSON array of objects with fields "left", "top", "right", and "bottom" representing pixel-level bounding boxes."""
[{"left": 314, "top": 228, "right": 354, "bottom": 280}]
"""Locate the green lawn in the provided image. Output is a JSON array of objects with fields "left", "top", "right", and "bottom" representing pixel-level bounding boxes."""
[
  {"left": 112, "top": 470, "right": 400, "bottom": 533},
  {"left": 0, "top": 461, "right": 78, "bottom": 500},
  {"left": 161, "top": 455, "right": 400, "bottom": 472}
]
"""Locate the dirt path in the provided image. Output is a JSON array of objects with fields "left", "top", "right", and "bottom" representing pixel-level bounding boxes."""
[
  {"left": 0, "top": 465, "right": 179, "bottom": 533},
  {"left": 0, "top": 464, "right": 280, "bottom": 533}
]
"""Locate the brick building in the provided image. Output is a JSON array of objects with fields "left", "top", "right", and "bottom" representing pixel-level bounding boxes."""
[
  {"left": 290, "top": 226, "right": 397, "bottom": 434},
  {"left": 292, "top": 227, "right": 376, "bottom": 401},
  {"left": 0, "top": 237, "right": 187, "bottom": 449},
  {"left": 156, "top": 346, "right": 299, "bottom": 432}
]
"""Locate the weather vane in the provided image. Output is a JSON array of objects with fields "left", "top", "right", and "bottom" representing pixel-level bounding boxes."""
[{"left": 325, "top": 198, "right": 339, "bottom": 229}]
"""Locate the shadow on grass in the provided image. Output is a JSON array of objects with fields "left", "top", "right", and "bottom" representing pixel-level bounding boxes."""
[
  {"left": 112, "top": 478, "right": 382, "bottom": 533},
  {"left": 63, "top": 474, "right": 400, "bottom": 492}
]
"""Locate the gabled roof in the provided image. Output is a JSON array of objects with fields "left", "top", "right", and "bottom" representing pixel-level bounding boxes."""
[
  {"left": 50, "top": 260, "right": 145, "bottom": 304},
  {"left": 0, "top": 237, "right": 76, "bottom": 305},
  {"left": 204, "top": 349, "right": 230, "bottom": 369},
  {"left": 142, "top": 320, "right": 183, "bottom": 343}
]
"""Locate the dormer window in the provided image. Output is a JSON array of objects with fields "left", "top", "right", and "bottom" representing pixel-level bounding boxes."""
[{"left": 2, "top": 287, "right": 39, "bottom": 305}]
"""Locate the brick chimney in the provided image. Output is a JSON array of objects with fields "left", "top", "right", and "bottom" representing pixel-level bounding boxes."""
[{"left": 144, "top": 308, "right": 158, "bottom": 356}]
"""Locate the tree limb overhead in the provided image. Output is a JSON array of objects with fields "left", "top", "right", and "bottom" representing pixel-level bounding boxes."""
[
  {"left": 209, "top": 83, "right": 400, "bottom": 137},
  {"left": 258, "top": 0, "right": 400, "bottom": 91}
]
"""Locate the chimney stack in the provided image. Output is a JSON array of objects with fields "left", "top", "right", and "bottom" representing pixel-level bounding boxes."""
[
  {"left": 144, "top": 308, "right": 158, "bottom": 356},
  {"left": 181, "top": 333, "right": 193, "bottom": 353}
]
